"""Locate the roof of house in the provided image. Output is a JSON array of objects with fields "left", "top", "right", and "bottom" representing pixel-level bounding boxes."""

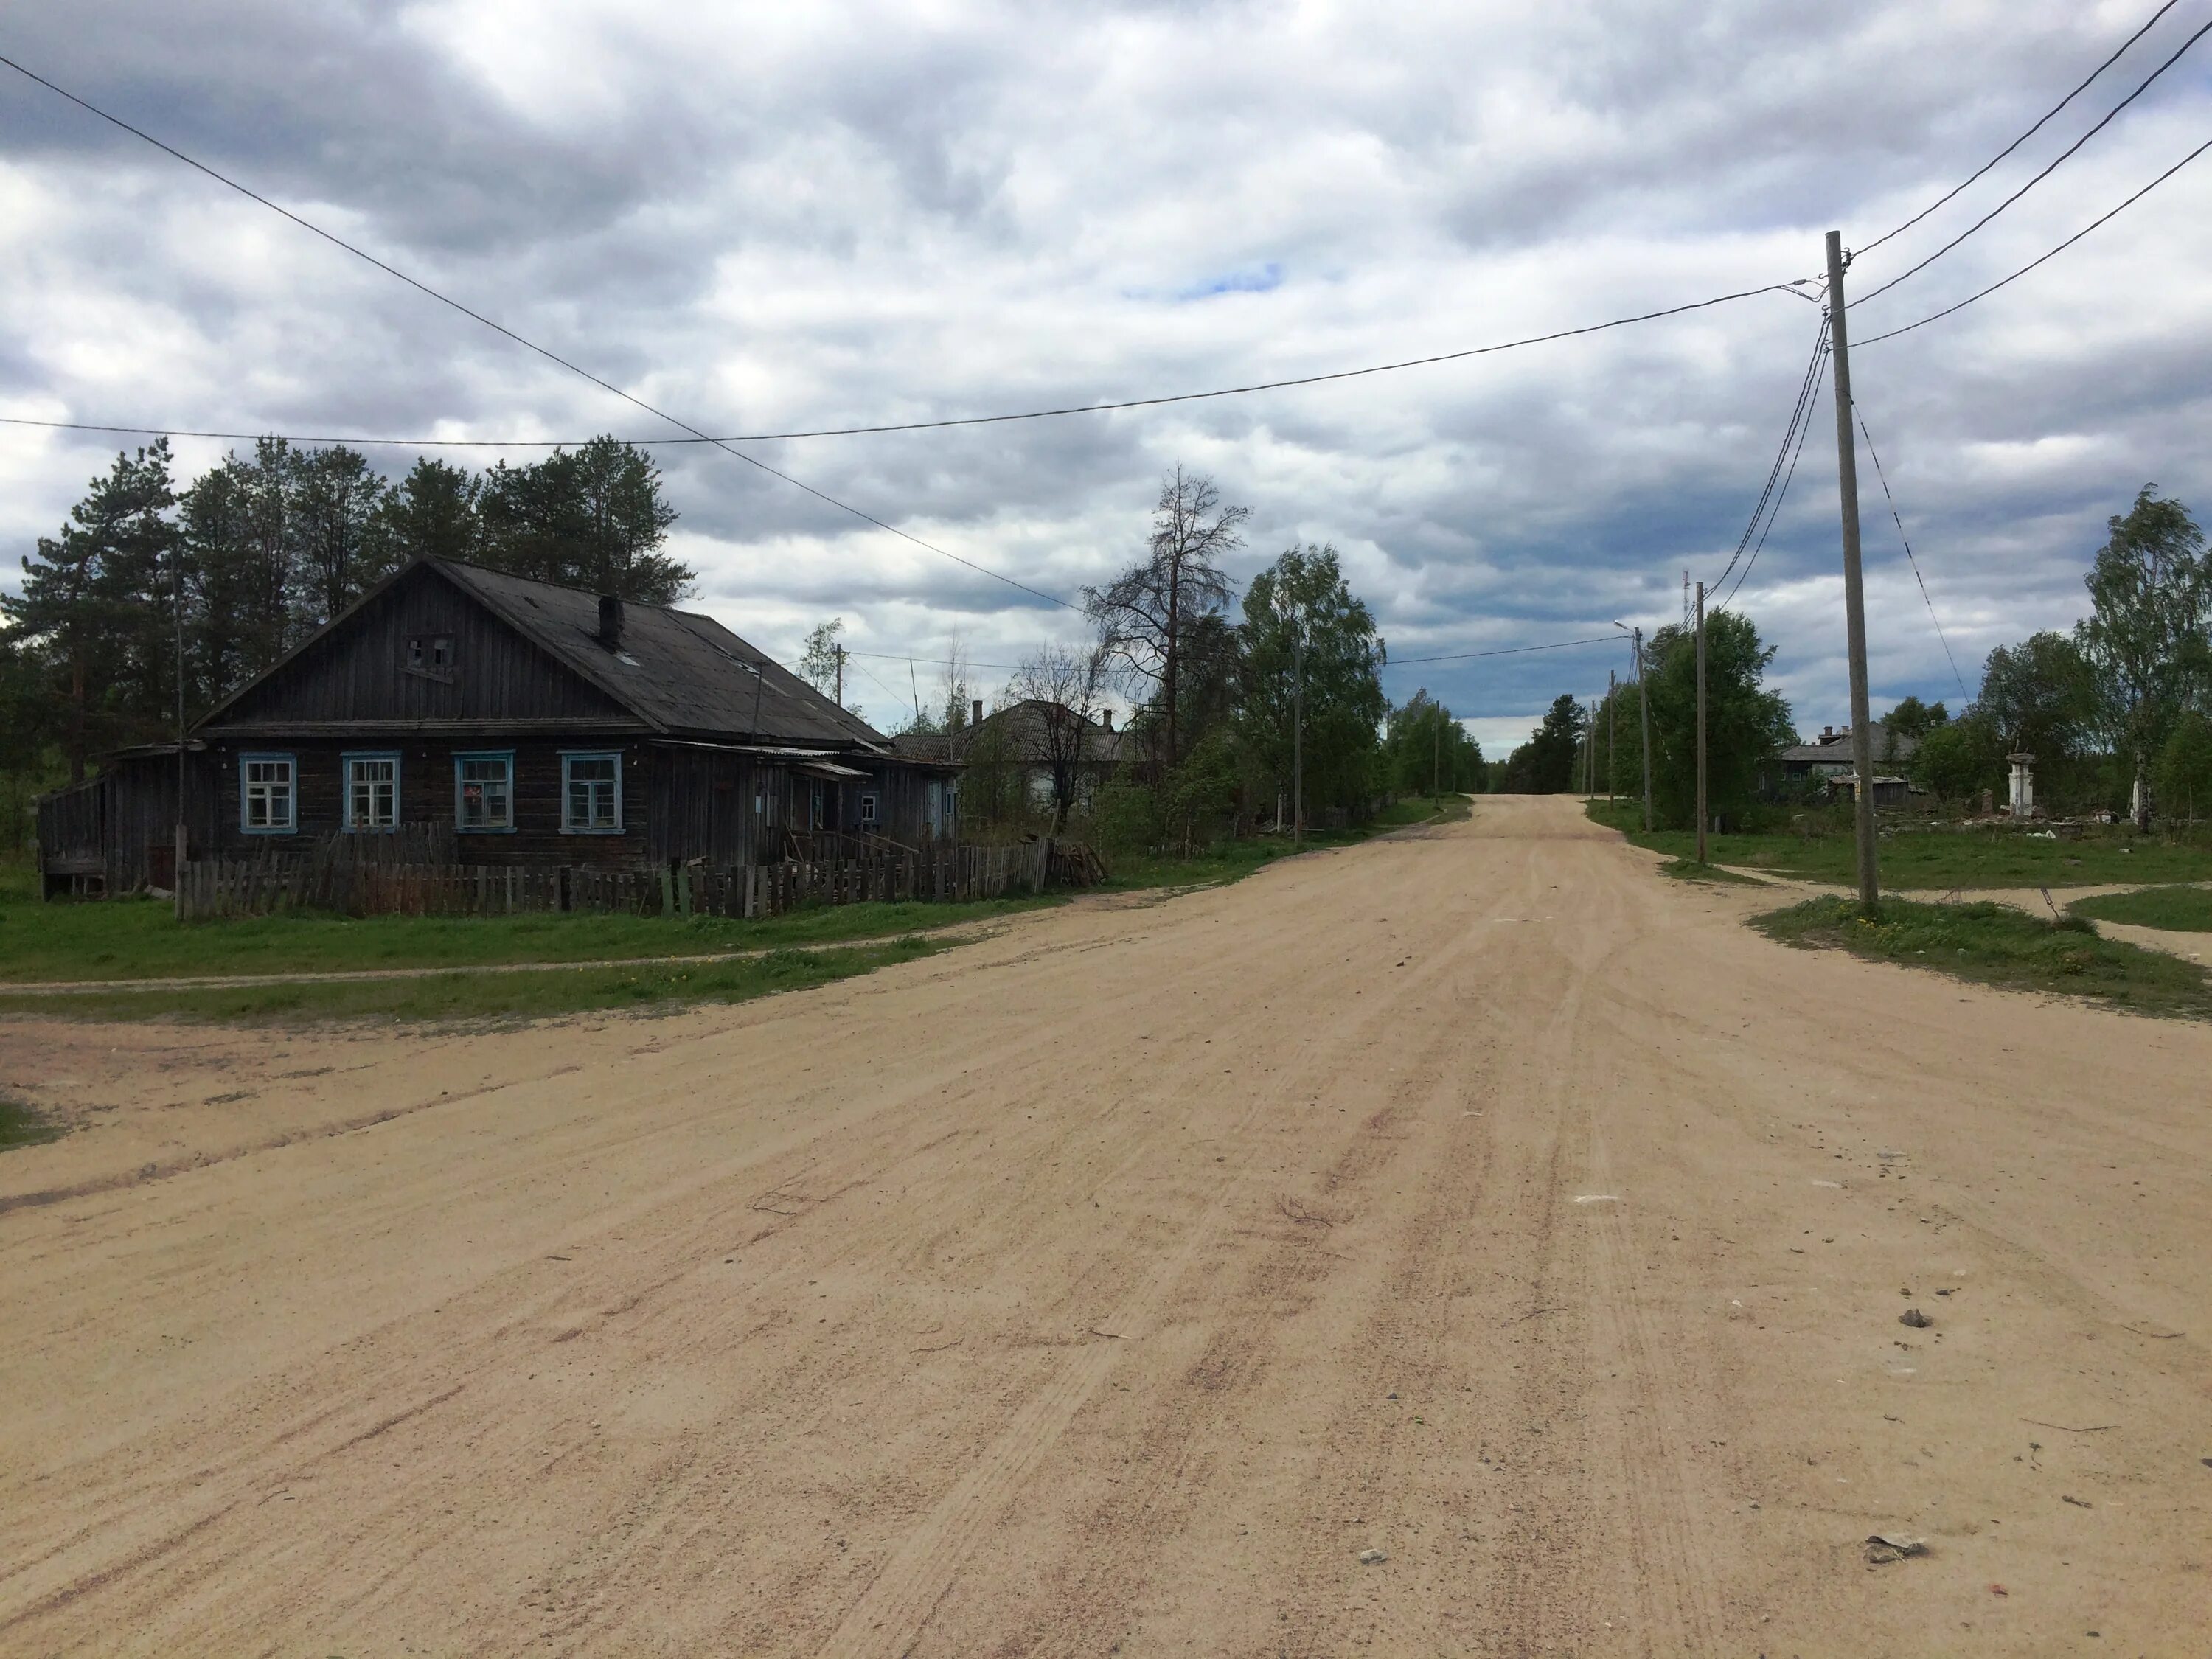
[
  {"left": 438, "top": 562, "right": 890, "bottom": 748},
  {"left": 196, "top": 558, "right": 897, "bottom": 752},
  {"left": 888, "top": 698, "right": 1121, "bottom": 765},
  {"left": 1779, "top": 726, "right": 1922, "bottom": 767}
]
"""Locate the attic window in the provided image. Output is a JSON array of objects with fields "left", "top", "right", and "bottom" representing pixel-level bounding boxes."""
[{"left": 405, "top": 635, "right": 455, "bottom": 680}]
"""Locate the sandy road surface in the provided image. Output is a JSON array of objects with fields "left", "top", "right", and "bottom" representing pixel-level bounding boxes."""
[{"left": 3, "top": 795, "right": 2210, "bottom": 1655}]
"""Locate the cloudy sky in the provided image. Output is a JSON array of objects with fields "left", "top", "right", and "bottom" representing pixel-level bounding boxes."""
[{"left": 4, "top": 0, "right": 2210, "bottom": 752}]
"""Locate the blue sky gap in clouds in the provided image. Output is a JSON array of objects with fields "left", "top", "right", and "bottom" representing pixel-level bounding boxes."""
[{"left": 1, "top": 0, "right": 2208, "bottom": 742}]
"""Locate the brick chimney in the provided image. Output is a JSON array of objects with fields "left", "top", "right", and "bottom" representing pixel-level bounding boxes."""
[
  {"left": 971, "top": 698, "right": 984, "bottom": 728},
  {"left": 1099, "top": 709, "right": 1114, "bottom": 731},
  {"left": 597, "top": 594, "right": 625, "bottom": 650}
]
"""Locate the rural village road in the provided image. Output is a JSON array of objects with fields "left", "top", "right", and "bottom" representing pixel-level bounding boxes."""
[{"left": 3, "top": 796, "right": 2209, "bottom": 1655}]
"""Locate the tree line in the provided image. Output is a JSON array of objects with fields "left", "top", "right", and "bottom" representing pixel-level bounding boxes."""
[
  {"left": 1, "top": 437, "right": 689, "bottom": 793},
  {"left": 1911, "top": 487, "right": 2212, "bottom": 821},
  {"left": 1495, "top": 484, "right": 2212, "bottom": 830},
  {"left": 797, "top": 467, "right": 1484, "bottom": 849}
]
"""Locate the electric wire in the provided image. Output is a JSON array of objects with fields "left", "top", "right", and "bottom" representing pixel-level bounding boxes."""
[
  {"left": 1389, "top": 634, "right": 1623, "bottom": 667},
  {"left": 1718, "top": 346, "right": 1827, "bottom": 612},
  {"left": 1850, "top": 15, "right": 2212, "bottom": 308},
  {"left": 1857, "top": 133, "right": 2212, "bottom": 346},
  {"left": 1853, "top": 404, "right": 1972, "bottom": 700},
  {"left": 0, "top": 279, "right": 1811, "bottom": 451},
  {"left": 1710, "top": 310, "right": 1831, "bottom": 596},
  {"left": 1857, "top": 0, "right": 2185, "bottom": 258},
  {"left": 0, "top": 49, "right": 1079, "bottom": 613}
]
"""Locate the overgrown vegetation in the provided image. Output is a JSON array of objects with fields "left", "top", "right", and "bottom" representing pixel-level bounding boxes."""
[
  {"left": 1586, "top": 797, "right": 2212, "bottom": 888},
  {"left": 0, "top": 887, "right": 1053, "bottom": 986},
  {"left": 1755, "top": 896, "right": 2212, "bottom": 1020},
  {"left": 0, "top": 936, "right": 944, "bottom": 1026},
  {"left": 2068, "top": 884, "right": 2212, "bottom": 933}
]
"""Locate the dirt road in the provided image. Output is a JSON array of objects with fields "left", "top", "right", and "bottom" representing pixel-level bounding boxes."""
[{"left": 4, "top": 795, "right": 2208, "bottom": 1655}]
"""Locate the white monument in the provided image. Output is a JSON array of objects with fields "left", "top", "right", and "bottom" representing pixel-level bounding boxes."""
[{"left": 2006, "top": 751, "right": 2035, "bottom": 818}]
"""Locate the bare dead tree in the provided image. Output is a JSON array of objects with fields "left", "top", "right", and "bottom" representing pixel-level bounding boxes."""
[
  {"left": 1085, "top": 467, "right": 1245, "bottom": 774},
  {"left": 1009, "top": 643, "right": 1109, "bottom": 832}
]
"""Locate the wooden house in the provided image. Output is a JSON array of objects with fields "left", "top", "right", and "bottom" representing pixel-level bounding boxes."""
[{"left": 39, "top": 559, "right": 959, "bottom": 896}]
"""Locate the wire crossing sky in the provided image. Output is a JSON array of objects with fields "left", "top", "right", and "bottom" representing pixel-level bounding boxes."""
[{"left": 2, "top": 1, "right": 2208, "bottom": 754}]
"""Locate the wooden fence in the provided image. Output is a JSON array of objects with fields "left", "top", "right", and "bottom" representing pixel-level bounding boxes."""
[{"left": 175, "top": 837, "right": 1085, "bottom": 922}]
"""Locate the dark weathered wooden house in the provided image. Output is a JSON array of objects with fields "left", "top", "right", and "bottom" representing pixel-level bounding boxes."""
[{"left": 39, "top": 559, "right": 959, "bottom": 895}]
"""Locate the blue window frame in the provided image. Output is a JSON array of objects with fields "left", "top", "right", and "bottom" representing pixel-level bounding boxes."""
[
  {"left": 560, "top": 751, "right": 623, "bottom": 834},
  {"left": 454, "top": 750, "right": 516, "bottom": 833},
  {"left": 341, "top": 751, "right": 401, "bottom": 832},
  {"left": 239, "top": 753, "right": 296, "bottom": 834}
]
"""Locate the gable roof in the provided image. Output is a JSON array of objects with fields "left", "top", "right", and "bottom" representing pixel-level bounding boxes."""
[
  {"left": 891, "top": 698, "right": 1121, "bottom": 765},
  {"left": 435, "top": 562, "right": 887, "bottom": 748},
  {"left": 193, "top": 558, "right": 891, "bottom": 750}
]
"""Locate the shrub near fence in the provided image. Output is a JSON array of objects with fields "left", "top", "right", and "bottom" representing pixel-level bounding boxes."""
[{"left": 175, "top": 838, "right": 1081, "bottom": 922}]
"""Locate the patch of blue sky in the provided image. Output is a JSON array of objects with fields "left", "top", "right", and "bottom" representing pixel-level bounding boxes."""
[{"left": 1165, "top": 262, "right": 1285, "bottom": 302}]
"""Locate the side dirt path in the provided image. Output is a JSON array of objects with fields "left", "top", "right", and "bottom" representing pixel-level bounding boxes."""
[{"left": 3, "top": 795, "right": 2208, "bottom": 1654}]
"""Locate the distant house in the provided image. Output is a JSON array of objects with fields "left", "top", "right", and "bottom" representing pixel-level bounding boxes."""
[
  {"left": 1776, "top": 724, "right": 1921, "bottom": 810},
  {"left": 894, "top": 697, "right": 1123, "bottom": 819},
  {"left": 1778, "top": 723, "right": 1921, "bottom": 781},
  {"left": 39, "top": 559, "right": 959, "bottom": 896}
]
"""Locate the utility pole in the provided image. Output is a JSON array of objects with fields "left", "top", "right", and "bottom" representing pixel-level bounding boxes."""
[
  {"left": 1695, "top": 580, "right": 1708, "bottom": 865},
  {"left": 1432, "top": 715, "right": 1440, "bottom": 800},
  {"left": 1636, "top": 628, "right": 1652, "bottom": 833},
  {"left": 1607, "top": 670, "right": 1617, "bottom": 804},
  {"left": 834, "top": 643, "right": 845, "bottom": 708},
  {"left": 173, "top": 538, "right": 187, "bottom": 919},
  {"left": 1826, "top": 229, "right": 1881, "bottom": 913},
  {"left": 1291, "top": 627, "right": 1305, "bottom": 851}
]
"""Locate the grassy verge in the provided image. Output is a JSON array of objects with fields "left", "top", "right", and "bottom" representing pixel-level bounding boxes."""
[
  {"left": 1753, "top": 896, "right": 2212, "bottom": 1019},
  {"left": 0, "top": 1098, "right": 65, "bottom": 1151},
  {"left": 0, "top": 889, "right": 1054, "bottom": 985},
  {"left": 1660, "top": 858, "right": 1765, "bottom": 885},
  {"left": 0, "top": 936, "right": 945, "bottom": 1026},
  {"left": 2067, "top": 884, "right": 2212, "bottom": 933},
  {"left": 1103, "top": 795, "right": 1471, "bottom": 891},
  {"left": 1585, "top": 799, "right": 2212, "bottom": 889}
]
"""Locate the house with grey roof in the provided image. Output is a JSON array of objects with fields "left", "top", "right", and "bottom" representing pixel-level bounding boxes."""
[{"left": 39, "top": 557, "right": 959, "bottom": 894}]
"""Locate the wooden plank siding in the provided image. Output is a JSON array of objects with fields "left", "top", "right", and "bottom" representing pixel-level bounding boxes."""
[{"left": 214, "top": 568, "right": 636, "bottom": 732}]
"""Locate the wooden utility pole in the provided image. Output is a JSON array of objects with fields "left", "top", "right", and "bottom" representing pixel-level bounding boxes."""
[
  {"left": 1695, "top": 580, "right": 1708, "bottom": 864},
  {"left": 1635, "top": 627, "right": 1652, "bottom": 832},
  {"left": 1432, "top": 715, "right": 1440, "bottom": 800},
  {"left": 1825, "top": 229, "right": 1881, "bottom": 913},
  {"left": 173, "top": 538, "right": 187, "bottom": 919},
  {"left": 1607, "top": 669, "right": 1617, "bottom": 805},
  {"left": 1291, "top": 628, "right": 1304, "bottom": 851},
  {"left": 834, "top": 643, "right": 845, "bottom": 708}
]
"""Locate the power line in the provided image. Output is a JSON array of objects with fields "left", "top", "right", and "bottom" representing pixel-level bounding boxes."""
[
  {"left": 0, "top": 49, "right": 1080, "bottom": 614},
  {"left": 1849, "top": 15, "right": 2212, "bottom": 308},
  {"left": 1718, "top": 346, "right": 1827, "bottom": 612},
  {"left": 1390, "top": 634, "right": 1623, "bottom": 667},
  {"left": 1852, "top": 404, "right": 1972, "bottom": 700},
  {"left": 1857, "top": 0, "right": 2185, "bottom": 258},
  {"left": 1857, "top": 133, "right": 2212, "bottom": 346},
  {"left": 0, "top": 280, "right": 1815, "bottom": 453},
  {"left": 1710, "top": 311, "right": 1831, "bottom": 595}
]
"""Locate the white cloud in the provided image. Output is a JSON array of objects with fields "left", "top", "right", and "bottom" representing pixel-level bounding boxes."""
[{"left": 4, "top": 0, "right": 2210, "bottom": 736}]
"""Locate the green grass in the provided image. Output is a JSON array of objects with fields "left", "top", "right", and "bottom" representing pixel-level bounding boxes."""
[
  {"left": 0, "top": 936, "right": 945, "bottom": 1026},
  {"left": 2067, "top": 884, "right": 2212, "bottom": 933},
  {"left": 0, "top": 888, "right": 1055, "bottom": 985},
  {"left": 1102, "top": 794, "right": 1471, "bottom": 892},
  {"left": 1754, "top": 896, "right": 2212, "bottom": 1020},
  {"left": 1658, "top": 858, "right": 1766, "bottom": 885},
  {"left": 0, "top": 1097, "right": 65, "bottom": 1152},
  {"left": 1585, "top": 799, "right": 2212, "bottom": 889}
]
